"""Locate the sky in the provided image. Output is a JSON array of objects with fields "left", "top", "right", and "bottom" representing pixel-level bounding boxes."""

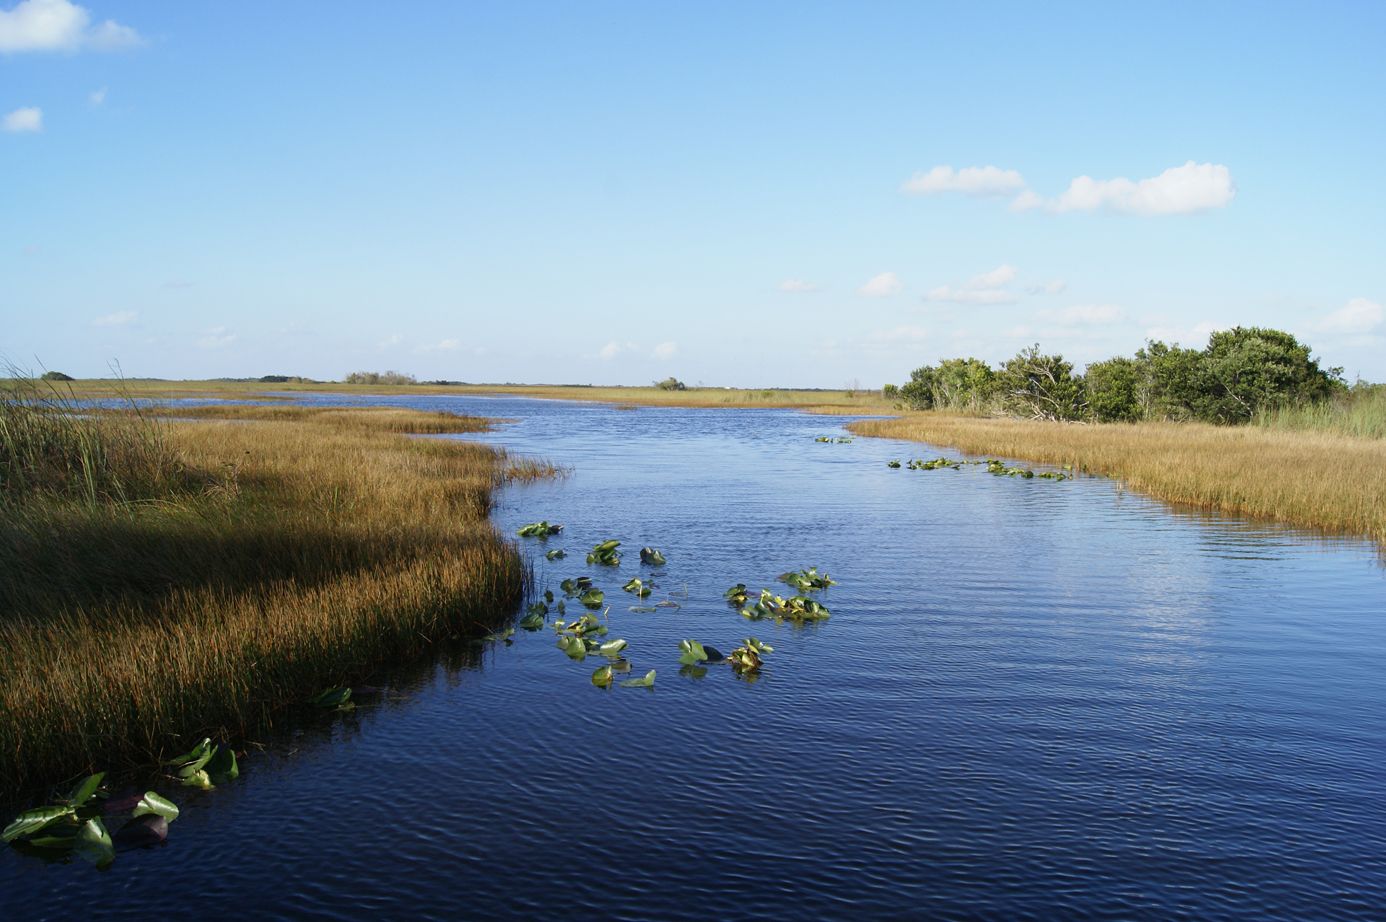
[{"left": 2, "top": 0, "right": 1384, "bottom": 387}]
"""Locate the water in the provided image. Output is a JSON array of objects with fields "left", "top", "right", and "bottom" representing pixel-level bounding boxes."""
[{"left": 4, "top": 394, "right": 1384, "bottom": 920}]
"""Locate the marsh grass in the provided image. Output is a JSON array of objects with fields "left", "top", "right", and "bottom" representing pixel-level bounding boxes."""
[
  {"left": 0, "top": 392, "right": 524, "bottom": 793},
  {"left": 850, "top": 414, "right": 1386, "bottom": 545},
  {"left": 1256, "top": 384, "right": 1386, "bottom": 440}
]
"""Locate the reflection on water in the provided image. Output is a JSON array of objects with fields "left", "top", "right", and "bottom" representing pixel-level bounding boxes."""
[{"left": 3, "top": 393, "right": 1384, "bottom": 920}]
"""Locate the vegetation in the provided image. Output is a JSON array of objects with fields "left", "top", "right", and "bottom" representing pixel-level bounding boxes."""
[
  {"left": 849, "top": 414, "right": 1386, "bottom": 545},
  {"left": 40, "top": 371, "right": 74, "bottom": 382},
  {"left": 896, "top": 327, "right": 1345, "bottom": 424},
  {"left": 344, "top": 370, "right": 417, "bottom": 385},
  {"left": 0, "top": 380, "right": 525, "bottom": 793},
  {"left": 654, "top": 376, "right": 687, "bottom": 391},
  {"left": 1255, "top": 380, "right": 1386, "bottom": 439}
]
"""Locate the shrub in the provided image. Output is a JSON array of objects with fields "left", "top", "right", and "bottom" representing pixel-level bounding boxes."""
[
  {"left": 1085, "top": 357, "right": 1143, "bottom": 423},
  {"left": 654, "top": 377, "right": 687, "bottom": 391},
  {"left": 998, "top": 345, "right": 1086, "bottom": 421},
  {"left": 39, "top": 371, "right": 74, "bottom": 382},
  {"left": 344, "top": 371, "right": 417, "bottom": 385}
]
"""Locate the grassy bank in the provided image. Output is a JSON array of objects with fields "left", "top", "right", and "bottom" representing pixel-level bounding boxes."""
[
  {"left": 849, "top": 414, "right": 1386, "bottom": 545},
  {"left": 60, "top": 378, "right": 893, "bottom": 413},
  {"left": 0, "top": 390, "right": 525, "bottom": 793}
]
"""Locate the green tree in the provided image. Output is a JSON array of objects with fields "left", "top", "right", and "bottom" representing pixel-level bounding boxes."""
[
  {"left": 998, "top": 345, "right": 1086, "bottom": 421},
  {"left": 898, "top": 357, "right": 997, "bottom": 411},
  {"left": 1199, "top": 327, "right": 1343, "bottom": 422},
  {"left": 1085, "top": 356, "right": 1143, "bottom": 422}
]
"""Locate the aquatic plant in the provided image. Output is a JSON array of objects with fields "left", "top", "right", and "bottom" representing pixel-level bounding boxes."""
[
  {"left": 3, "top": 772, "right": 181, "bottom": 869},
  {"left": 591, "top": 665, "right": 614, "bottom": 687},
  {"left": 777, "top": 567, "right": 836, "bottom": 591},
  {"left": 545, "top": 549, "right": 567, "bottom": 560},
  {"left": 985, "top": 459, "right": 1034, "bottom": 478},
  {"left": 164, "top": 737, "right": 240, "bottom": 789},
  {"left": 639, "top": 546, "right": 667, "bottom": 566},
  {"left": 559, "top": 576, "right": 593, "bottom": 596},
  {"left": 517, "top": 521, "right": 563, "bottom": 538},
  {"left": 309, "top": 688, "right": 353, "bottom": 711},
  {"left": 727, "top": 637, "right": 773, "bottom": 673},
  {"left": 907, "top": 457, "right": 961, "bottom": 471},
  {"left": 741, "top": 589, "right": 831, "bottom": 623},
  {"left": 622, "top": 577, "right": 653, "bottom": 598},
  {"left": 620, "top": 669, "right": 656, "bottom": 688},
  {"left": 677, "top": 639, "right": 724, "bottom": 665},
  {"left": 586, "top": 540, "right": 621, "bottom": 566},
  {"left": 887, "top": 460, "right": 901, "bottom": 468},
  {"left": 579, "top": 588, "right": 606, "bottom": 609},
  {"left": 724, "top": 583, "right": 750, "bottom": 606}
]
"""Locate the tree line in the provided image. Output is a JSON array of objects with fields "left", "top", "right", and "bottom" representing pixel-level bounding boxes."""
[{"left": 884, "top": 327, "right": 1347, "bottom": 424}]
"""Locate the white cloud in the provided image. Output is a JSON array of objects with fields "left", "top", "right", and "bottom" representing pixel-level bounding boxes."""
[
  {"left": 92, "top": 309, "right": 135, "bottom": 326},
  {"left": 1038, "top": 304, "right": 1126, "bottom": 325},
  {"left": 0, "top": 0, "right": 142, "bottom": 53},
  {"left": 1313, "top": 297, "right": 1382, "bottom": 334},
  {"left": 2, "top": 106, "right": 42, "bottom": 132},
  {"left": 377, "top": 333, "right": 403, "bottom": 349},
  {"left": 902, "top": 165, "right": 1026, "bottom": 197},
  {"left": 416, "top": 338, "right": 460, "bottom": 353},
  {"left": 599, "top": 340, "right": 638, "bottom": 360},
  {"left": 922, "top": 264, "right": 1019, "bottom": 305},
  {"left": 1037, "top": 161, "right": 1236, "bottom": 215},
  {"left": 197, "top": 326, "right": 236, "bottom": 349},
  {"left": 1143, "top": 320, "right": 1225, "bottom": 347},
  {"left": 88, "top": 85, "right": 106, "bottom": 106},
  {"left": 778, "top": 279, "right": 820, "bottom": 293},
  {"left": 858, "top": 271, "right": 902, "bottom": 297},
  {"left": 1026, "top": 279, "right": 1067, "bottom": 296},
  {"left": 652, "top": 341, "right": 678, "bottom": 360}
]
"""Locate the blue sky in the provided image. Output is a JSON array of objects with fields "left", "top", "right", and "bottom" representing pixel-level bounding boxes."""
[{"left": 3, "top": 0, "right": 1383, "bottom": 386}]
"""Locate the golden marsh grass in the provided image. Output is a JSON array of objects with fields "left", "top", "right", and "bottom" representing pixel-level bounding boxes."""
[
  {"left": 849, "top": 413, "right": 1386, "bottom": 545},
  {"left": 0, "top": 397, "right": 525, "bottom": 793}
]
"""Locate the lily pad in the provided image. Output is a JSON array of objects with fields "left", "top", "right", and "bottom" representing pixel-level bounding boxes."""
[
  {"left": 578, "top": 588, "right": 605, "bottom": 610},
  {"left": 622, "top": 577, "right": 653, "bottom": 598},
  {"left": 132, "top": 792, "right": 180, "bottom": 823},
  {"left": 777, "top": 567, "right": 836, "bottom": 592},
  {"left": 73, "top": 818, "right": 114, "bottom": 868},
  {"left": 639, "top": 547, "right": 667, "bottom": 566},
  {"left": 586, "top": 540, "right": 621, "bottom": 566},
  {"left": 3, "top": 805, "right": 74, "bottom": 844},
  {"left": 620, "top": 670, "right": 656, "bottom": 688},
  {"left": 545, "top": 548, "right": 567, "bottom": 560},
  {"left": 309, "top": 688, "right": 353, "bottom": 710},
  {"left": 591, "top": 665, "right": 614, "bottom": 688},
  {"left": 65, "top": 772, "right": 106, "bottom": 808},
  {"left": 517, "top": 521, "right": 563, "bottom": 537}
]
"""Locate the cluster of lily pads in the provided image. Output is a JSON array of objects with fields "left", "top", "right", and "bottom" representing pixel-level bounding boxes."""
[
  {"left": 4, "top": 735, "right": 242, "bottom": 869},
  {"left": 814, "top": 435, "right": 853, "bottom": 443},
  {"left": 886, "top": 457, "right": 1070, "bottom": 480},
  {"left": 3, "top": 773, "right": 181, "bottom": 869},
  {"left": 515, "top": 516, "right": 841, "bottom": 685}
]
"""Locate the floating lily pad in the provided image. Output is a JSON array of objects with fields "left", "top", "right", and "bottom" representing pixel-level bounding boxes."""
[
  {"left": 777, "top": 567, "right": 836, "bottom": 592},
  {"left": 545, "top": 548, "right": 567, "bottom": 560},
  {"left": 519, "top": 610, "right": 546, "bottom": 630},
  {"left": 586, "top": 540, "right": 621, "bottom": 566},
  {"left": 517, "top": 521, "right": 563, "bottom": 537},
  {"left": 579, "top": 588, "right": 605, "bottom": 610},
  {"left": 591, "top": 665, "right": 614, "bottom": 687},
  {"left": 639, "top": 547, "right": 667, "bottom": 566},
  {"left": 132, "top": 792, "right": 180, "bottom": 823},
  {"left": 3, "top": 805, "right": 74, "bottom": 844},
  {"left": 622, "top": 577, "right": 653, "bottom": 598},
  {"left": 724, "top": 583, "right": 749, "bottom": 606},
  {"left": 620, "top": 670, "right": 656, "bottom": 688}
]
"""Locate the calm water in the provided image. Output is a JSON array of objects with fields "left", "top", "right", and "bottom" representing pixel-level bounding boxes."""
[{"left": 4, "top": 394, "right": 1384, "bottom": 920}]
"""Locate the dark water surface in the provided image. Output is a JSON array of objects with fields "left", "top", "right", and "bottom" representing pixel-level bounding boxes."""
[{"left": 4, "top": 394, "right": 1384, "bottom": 920}]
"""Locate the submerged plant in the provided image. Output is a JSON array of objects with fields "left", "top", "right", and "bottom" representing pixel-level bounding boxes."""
[
  {"left": 639, "top": 546, "right": 667, "bottom": 566},
  {"left": 586, "top": 540, "right": 621, "bottom": 566},
  {"left": 517, "top": 521, "right": 563, "bottom": 538},
  {"left": 777, "top": 567, "right": 836, "bottom": 592}
]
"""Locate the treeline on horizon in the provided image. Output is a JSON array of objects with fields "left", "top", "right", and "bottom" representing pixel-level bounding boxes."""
[{"left": 884, "top": 326, "right": 1378, "bottom": 425}]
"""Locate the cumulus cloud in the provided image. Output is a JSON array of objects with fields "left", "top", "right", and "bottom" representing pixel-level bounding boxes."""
[
  {"left": 599, "top": 340, "right": 638, "bottom": 360},
  {"left": 1038, "top": 304, "right": 1126, "bottom": 325},
  {"left": 2, "top": 106, "right": 41, "bottom": 132},
  {"left": 902, "top": 165, "right": 1026, "bottom": 197},
  {"left": 858, "top": 271, "right": 902, "bottom": 297},
  {"left": 1021, "top": 162, "right": 1236, "bottom": 215},
  {"left": 0, "top": 0, "right": 142, "bottom": 52},
  {"left": 1313, "top": 297, "right": 1382, "bottom": 334},
  {"left": 652, "top": 341, "right": 678, "bottom": 360},
  {"left": 197, "top": 326, "right": 236, "bottom": 349},
  {"left": 778, "top": 279, "right": 820, "bottom": 293},
  {"left": 922, "top": 264, "right": 1019, "bottom": 305},
  {"left": 92, "top": 310, "right": 135, "bottom": 326},
  {"left": 1026, "top": 279, "right": 1067, "bottom": 296}
]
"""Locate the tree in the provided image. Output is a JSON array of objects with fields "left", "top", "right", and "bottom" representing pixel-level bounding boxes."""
[
  {"left": 654, "top": 376, "right": 686, "bottom": 391},
  {"left": 898, "top": 357, "right": 997, "bottom": 411},
  {"left": 1085, "top": 356, "right": 1142, "bottom": 422},
  {"left": 998, "top": 345, "right": 1086, "bottom": 421},
  {"left": 1199, "top": 327, "right": 1343, "bottom": 422},
  {"left": 39, "top": 371, "right": 74, "bottom": 382}
]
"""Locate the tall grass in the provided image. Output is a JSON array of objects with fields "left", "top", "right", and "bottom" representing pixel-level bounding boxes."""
[
  {"left": 849, "top": 413, "right": 1386, "bottom": 546},
  {"left": 0, "top": 396, "right": 525, "bottom": 793},
  {"left": 1256, "top": 383, "right": 1386, "bottom": 439}
]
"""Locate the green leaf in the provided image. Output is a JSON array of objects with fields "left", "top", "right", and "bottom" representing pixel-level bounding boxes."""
[
  {"left": 310, "top": 687, "right": 353, "bottom": 709},
  {"left": 545, "top": 548, "right": 567, "bottom": 560},
  {"left": 207, "top": 746, "right": 240, "bottom": 784},
  {"left": 3, "top": 805, "right": 75, "bottom": 843},
  {"left": 180, "top": 770, "right": 213, "bottom": 790},
  {"left": 677, "top": 639, "right": 709, "bottom": 666},
  {"left": 166, "top": 737, "right": 217, "bottom": 777},
  {"left": 66, "top": 772, "right": 106, "bottom": 808},
  {"left": 578, "top": 588, "right": 605, "bottom": 609},
  {"left": 132, "top": 792, "right": 180, "bottom": 823},
  {"left": 518, "top": 521, "right": 563, "bottom": 537},
  {"left": 73, "top": 818, "right": 114, "bottom": 868},
  {"left": 591, "top": 665, "right": 613, "bottom": 687},
  {"left": 597, "top": 639, "right": 628, "bottom": 656},
  {"left": 639, "top": 547, "right": 667, "bottom": 566},
  {"left": 620, "top": 669, "right": 656, "bottom": 688},
  {"left": 519, "top": 611, "right": 546, "bottom": 630}
]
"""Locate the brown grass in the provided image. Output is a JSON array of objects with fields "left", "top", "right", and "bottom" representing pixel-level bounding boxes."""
[
  {"left": 0, "top": 402, "right": 525, "bottom": 793},
  {"left": 849, "top": 413, "right": 1386, "bottom": 545}
]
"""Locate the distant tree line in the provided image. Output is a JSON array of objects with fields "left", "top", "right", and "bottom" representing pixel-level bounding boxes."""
[
  {"left": 890, "top": 327, "right": 1346, "bottom": 424},
  {"left": 344, "top": 370, "right": 417, "bottom": 385}
]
